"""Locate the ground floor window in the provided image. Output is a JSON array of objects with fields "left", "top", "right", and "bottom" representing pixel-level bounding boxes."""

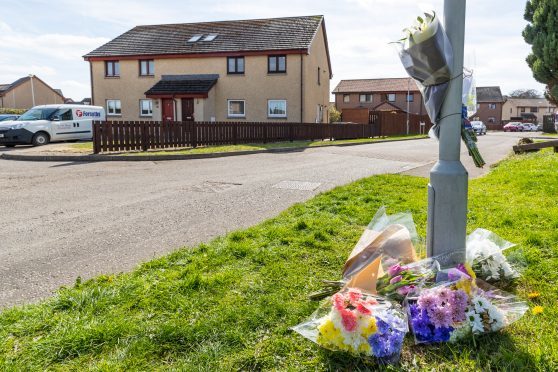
[
  {"left": 228, "top": 100, "right": 245, "bottom": 118},
  {"left": 140, "top": 99, "right": 153, "bottom": 117},
  {"left": 106, "top": 99, "right": 121, "bottom": 116},
  {"left": 488, "top": 117, "right": 496, "bottom": 123},
  {"left": 268, "top": 100, "right": 287, "bottom": 118}
]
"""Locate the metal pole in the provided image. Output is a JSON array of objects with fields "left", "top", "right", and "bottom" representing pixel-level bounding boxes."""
[
  {"left": 426, "top": 0, "right": 468, "bottom": 266},
  {"left": 406, "top": 78, "right": 410, "bottom": 135},
  {"left": 29, "top": 74, "right": 35, "bottom": 107}
]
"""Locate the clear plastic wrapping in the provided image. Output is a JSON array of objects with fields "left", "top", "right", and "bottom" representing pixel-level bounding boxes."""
[
  {"left": 292, "top": 288, "right": 408, "bottom": 363},
  {"left": 406, "top": 276, "right": 528, "bottom": 344}
]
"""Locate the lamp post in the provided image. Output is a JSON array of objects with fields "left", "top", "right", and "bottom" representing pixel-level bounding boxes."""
[
  {"left": 29, "top": 74, "right": 36, "bottom": 107},
  {"left": 426, "top": 0, "right": 468, "bottom": 266}
]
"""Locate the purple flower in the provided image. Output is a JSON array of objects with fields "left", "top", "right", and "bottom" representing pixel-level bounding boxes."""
[
  {"left": 387, "top": 264, "right": 404, "bottom": 277},
  {"left": 429, "top": 307, "right": 453, "bottom": 328},
  {"left": 390, "top": 275, "right": 403, "bottom": 284},
  {"left": 432, "top": 326, "right": 453, "bottom": 342},
  {"left": 417, "top": 292, "right": 439, "bottom": 310},
  {"left": 396, "top": 285, "right": 415, "bottom": 297},
  {"left": 368, "top": 314, "right": 406, "bottom": 358},
  {"left": 438, "top": 288, "right": 452, "bottom": 303}
]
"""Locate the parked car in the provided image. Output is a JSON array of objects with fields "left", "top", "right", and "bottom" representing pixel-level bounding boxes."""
[
  {"left": 470, "top": 120, "right": 487, "bottom": 135},
  {"left": 526, "top": 123, "right": 539, "bottom": 132},
  {"left": 0, "top": 114, "right": 19, "bottom": 122},
  {"left": 0, "top": 104, "right": 105, "bottom": 147},
  {"left": 518, "top": 123, "right": 532, "bottom": 132},
  {"left": 503, "top": 122, "right": 523, "bottom": 132}
]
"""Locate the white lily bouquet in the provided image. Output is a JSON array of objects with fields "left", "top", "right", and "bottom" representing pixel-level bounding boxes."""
[
  {"left": 397, "top": 12, "right": 485, "bottom": 168},
  {"left": 398, "top": 12, "right": 453, "bottom": 138}
]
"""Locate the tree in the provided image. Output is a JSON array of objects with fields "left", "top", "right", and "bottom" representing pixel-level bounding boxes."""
[
  {"left": 329, "top": 106, "right": 341, "bottom": 123},
  {"left": 523, "top": 0, "right": 558, "bottom": 105},
  {"left": 507, "top": 89, "right": 543, "bottom": 99}
]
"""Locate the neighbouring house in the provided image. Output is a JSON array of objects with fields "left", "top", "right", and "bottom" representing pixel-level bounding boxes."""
[
  {"left": 472, "top": 86, "right": 504, "bottom": 125},
  {"left": 65, "top": 97, "right": 92, "bottom": 105},
  {"left": 332, "top": 78, "right": 426, "bottom": 119},
  {"left": 0, "top": 75, "right": 65, "bottom": 109},
  {"left": 502, "top": 97, "right": 556, "bottom": 124},
  {"left": 83, "top": 15, "right": 332, "bottom": 123}
]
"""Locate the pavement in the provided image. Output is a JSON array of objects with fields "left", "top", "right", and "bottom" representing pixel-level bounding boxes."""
[{"left": 0, "top": 132, "right": 530, "bottom": 307}]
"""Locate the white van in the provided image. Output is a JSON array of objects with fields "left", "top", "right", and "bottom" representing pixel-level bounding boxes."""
[{"left": 0, "top": 104, "right": 105, "bottom": 147}]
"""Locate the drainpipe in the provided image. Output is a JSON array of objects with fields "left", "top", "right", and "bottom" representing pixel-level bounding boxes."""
[
  {"left": 29, "top": 74, "right": 35, "bottom": 107},
  {"left": 300, "top": 54, "right": 304, "bottom": 122},
  {"left": 89, "top": 61, "right": 95, "bottom": 106}
]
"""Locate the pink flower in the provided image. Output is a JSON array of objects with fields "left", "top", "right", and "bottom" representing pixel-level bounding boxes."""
[
  {"left": 366, "top": 297, "right": 379, "bottom": 306},
  {"left": 438, "top": 288, "right": 452, "bottom": 303},
  {"left": 387, "top": 264, "right": 404, "bottom": 277},
  {"left": 396, "top": 285, "right": 415, "bottom": 297},
  {"left": 332, "top": 293, "right": 345, "bottom": 311},
  {"left": 356, "top": 302, "right": 372, "bottom": 315},
  {"left": 417, "top": 292, "right": 439, "bottom": 310},
  {"left": 390, "top": 275, "right": 403, "bottom": 285},
  {"left": 347, "top": 288, "right": 362, "bottom": 305},
  {"left": 340, "top": 308, "right": 358, "bottom": 331}
]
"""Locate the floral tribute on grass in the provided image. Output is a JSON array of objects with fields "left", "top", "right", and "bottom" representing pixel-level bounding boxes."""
[
  {"left": 293, "top": 207, "right": 528, "bottom": 364},
  {"left": 293, "top": 288, "right": 408, "bottom": 363}
]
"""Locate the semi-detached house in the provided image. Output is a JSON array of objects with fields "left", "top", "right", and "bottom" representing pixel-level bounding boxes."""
[{"left": 83, "top": 15, "right": 332, "bottom": 123}]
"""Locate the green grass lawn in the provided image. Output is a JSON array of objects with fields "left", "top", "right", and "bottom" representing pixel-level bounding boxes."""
[
  {"left": 1, "top": 151, "right": 557, "bottom": 370},
  {"left": 542, "top": 133, "right": 558, "bottom": 137},
  {"left": 70, "top": 135, "right": 427, "bottom": 155}
]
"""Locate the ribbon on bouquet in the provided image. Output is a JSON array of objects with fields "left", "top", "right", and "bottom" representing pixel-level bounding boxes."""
[{"left": 342, "top": 224, "right": 418, "bottom": 293}]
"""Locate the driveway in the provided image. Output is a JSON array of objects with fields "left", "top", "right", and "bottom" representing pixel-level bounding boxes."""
[{"left": 0, "top": 133, "right": 523, "bottom": 307}]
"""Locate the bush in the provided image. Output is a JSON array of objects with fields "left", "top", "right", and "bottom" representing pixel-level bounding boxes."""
[
  {"left": 329, "top": 106, "right": 341, "bottom": 123},
  {"left": 0, "top": 108, "right": 27, "bottom": 115}
]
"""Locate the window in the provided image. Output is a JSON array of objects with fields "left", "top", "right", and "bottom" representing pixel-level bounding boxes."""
[
  {"left": 228, "top": 100, "right": 245, "bottom": 117},
  {"left": 139, "top": 60, "right": 154, "bottom": 76},
  {"left": 488, "top": 117, "right": 496, "bottom": 123},
  {"left": 53, "top": 108, "right": 73, "bottom": 121},
  {"left": 520, "top": 107, "right": 526, "bottom": 113},
  {"left": 268, "top": 55, "right": 286, "bottom": 73},
  {"left": 203, "top": 33, "right": 218, "bottom": 41},
  {"left": 530, "top": 107, "right": 538, "bottom": 113},
  {"left": 140, "top": 99, "right": 152, "bottom": 116},
  {"left": 476, "top": 103, "right": 480, "bottom": 109},
  {"left": 386, "top": 93, "right": 396, "bottom": 102},
  {"left": 407, "top": 93, "right": 414, "bottom": 102},
  {"left": 318, "top": 67, "right": 321, "bottom": 85},
  {"left": 549, "top": 107, "right": 554, "bottom": 113},
  {"left": 105, "top": 61, "right": 120, "bottom": 77},
  {"left": 359, "top": 94, "right": 372, "bottom": 103},
  {"left": 106, "top": 100, "right": 121, "bottom": 116},
  {"left": 187, "top": 34, "right": 203, "bottom": 42},
  {"left": 268, "top": 100, "right": 287, "bottom": 118},
  {"left": 488, "top": 103, "right": 497, "bottom": 110},
  {"left": 227, "top": 57, "right": 244, "bottom": 74},
  {"left": 343, "top": 94, "right": 350, "bottom": 103}
]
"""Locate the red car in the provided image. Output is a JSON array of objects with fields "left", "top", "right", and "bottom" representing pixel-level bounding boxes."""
[{"left": 503, "top": 122, "right": 523, "bottom": 132}]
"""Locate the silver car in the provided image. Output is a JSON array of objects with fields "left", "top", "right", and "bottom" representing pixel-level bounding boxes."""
[{"left": 470, "top": 120, "right": 487, "bottom": 135}]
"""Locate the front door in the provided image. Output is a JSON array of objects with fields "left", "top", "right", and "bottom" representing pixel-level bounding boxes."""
[
  {"left": 162, "top": 99, "right": 175, "bottom": 121},
  {"left": 181, "top": 98, "right": 194, "bottom": 121}
]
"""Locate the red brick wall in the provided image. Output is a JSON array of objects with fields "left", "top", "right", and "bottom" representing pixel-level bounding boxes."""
[{"left": 473, "top": 102, "right": 503, "bottom": 125}]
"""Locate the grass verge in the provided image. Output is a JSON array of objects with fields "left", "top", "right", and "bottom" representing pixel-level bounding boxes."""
[
  {"left": 68, "top": 135, "right": 427, "bottom": 155},
  {"left": 1, "top": 151, "right": 557, "bottom": 370}
]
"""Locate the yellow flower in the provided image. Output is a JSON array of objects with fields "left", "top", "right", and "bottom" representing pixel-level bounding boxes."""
[
  {"left": 358, "top": 342, "right": 371, "bottom": 354},
  {"left": 360, "top": 317, "right": 377, "bottom": 338},
  {"left": 464, "top": 263, "right": 477, "bottom": 279},
  {"left": 456, "top": 278, "right": 473, "bottom": 296},
  {"left": 528, "top": 292, "right": 540, "bottom": 299},
  {"left": 532, "top": 306, "right": 544, "bottom": 315},
  {"left": 317, "top": 319, "right": 344, "bottom": 349}
]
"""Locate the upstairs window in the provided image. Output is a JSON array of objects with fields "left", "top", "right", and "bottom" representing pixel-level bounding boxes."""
[
  {"left": 359, "top": 94, "right": 372, "bottom": 103},
  {"left": 343, "top": 94, "right": 350, "bottom": 103},
  {"left": 488, "top": 103, "right": 497, "bottom": 110},
  {"left": 139, "top": 60, "right": 154, "bottom": 76},
  {"left": 268, "top": 55, "right": 286, "bottom": 73},
  {"left": 530, "top": 107, "right": 538, "bottom": 113},
  {"left": 407, "top": 93, "right": 414, "bottom": 102},
  {"left": 227, "top": 57, "right": 245, "bottom": 74},
  {"left": 105, "top": 61, "right": 120, "bottom": 77},
  {"left": 386, "top": 93, "right": 396, "bottom": 102}
]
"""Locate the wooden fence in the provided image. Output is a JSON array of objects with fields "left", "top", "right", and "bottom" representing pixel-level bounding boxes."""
[
  {"left": 92, "top": 121, "right": 380, "bottom": 153},
  {"left": 369, "top": 111, "right": 433, "bottom": 135}
]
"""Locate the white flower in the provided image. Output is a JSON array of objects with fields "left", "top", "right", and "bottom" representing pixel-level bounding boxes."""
[{"left": 466, "top": 310, "right": 484, "bottom": 333}]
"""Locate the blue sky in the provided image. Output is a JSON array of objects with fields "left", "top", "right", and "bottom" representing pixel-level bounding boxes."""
[{"left": 0, "top": 0, "right": 544, "bottom": 101}]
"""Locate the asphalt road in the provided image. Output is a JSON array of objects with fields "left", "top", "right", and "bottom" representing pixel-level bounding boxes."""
[{"left": 0, "top": 133, "right": 524, "bottom": 307}]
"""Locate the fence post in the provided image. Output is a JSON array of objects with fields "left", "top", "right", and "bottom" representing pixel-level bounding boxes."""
[
  {"left": 263, "top": 124, "right": 268, "bottom": 144},
  {"left": 141, "top": 121, "right": 147, "bottom": 151},
  {"left": 289, "top": 123, "right": 294, "bottom": 142},
  {"left": 93, "top": 121, "right": 100, "bottom": 154},
  {"left": 233, "top": 123, "right": 238, "bottom": 145},
  {"left": 192, "top": 121, "right": 197, "bottom": 148}
]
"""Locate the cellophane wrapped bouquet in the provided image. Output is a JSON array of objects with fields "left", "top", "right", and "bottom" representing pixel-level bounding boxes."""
[
  {"left": 406, "top": 265, "right": 528, "bottom": 344},
  {"left": 293, "top": 288, "right": 408, "bottom": 362}
]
